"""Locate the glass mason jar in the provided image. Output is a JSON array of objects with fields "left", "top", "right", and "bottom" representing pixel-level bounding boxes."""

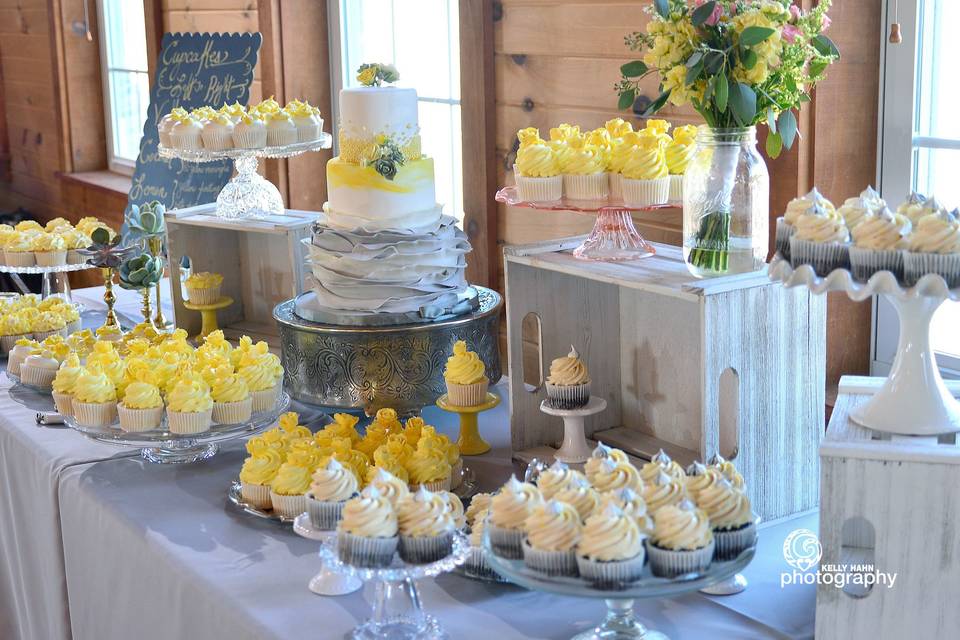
[{"left": 682, "top": 126, "right": 769, "bottom": 278}]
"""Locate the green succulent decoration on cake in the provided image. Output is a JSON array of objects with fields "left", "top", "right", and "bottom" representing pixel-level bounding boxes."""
[
  {"left": 363, "top": 134, "right": 406, "bottom": 180},
  {"left": 356, "top": 63, "right": 400, "bottom": 87}
]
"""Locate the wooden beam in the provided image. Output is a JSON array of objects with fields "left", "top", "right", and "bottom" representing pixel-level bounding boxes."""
[
  {"left": 461, "top": 0, "right": 498, "bottom": 288},
  {"left": 144, "top": 0, "right": 164, "bottom": 86},
  {"left": 47, "top": 0, "right": 70, "bottom": 174},
  {"left": 257, "top": 0, "right": 288, "bottom": 201}
]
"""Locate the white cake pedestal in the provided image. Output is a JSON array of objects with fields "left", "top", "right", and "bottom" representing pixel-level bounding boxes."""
[{"left": 539, "top": 397, "right": 607, "bottom": 463}]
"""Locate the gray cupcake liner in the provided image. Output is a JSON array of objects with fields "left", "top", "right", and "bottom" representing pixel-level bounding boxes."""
[
  {"left": 306, "top": 493, "right": 353, "bottom": 531},
  {"left": 337, "top": 530, "right": 398, "bottom": 568},
  {"left": 647, "top": 539, "right": 715, "bottom": 578},
  {"left": 576, "top": 552, "right": 646, "bottom": 590},
  {"left": 545, "top": 382, "right": 590, "bottom": 410},
  {"left": 848, "top": 246, "right": 904, "bottom": 283},
  {"left": 789, "top": 237, "right": 850, "bottom": 277},
  {"left": 903, "top": 252, "right": 960, "bottom": 288},
  {"left": 522, "top": 539, "right": 579, "bottom": 577},
  {"left": 465, "top": 546, "right": 499, "bottom": 580},
  {"left": 488, "top": 522, "right": 524, "bottom": 559},
  {"left": 713, "top": 522, "right": 757, "bottom": 562},
  {"left": 775, "top": 218, "right": 793, "bottom": 260},
  {"left": 399, "top": 530, "right": 454, "bottom": 564}
]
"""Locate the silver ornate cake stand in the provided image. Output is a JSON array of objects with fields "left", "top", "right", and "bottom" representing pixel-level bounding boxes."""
[{"left": 274, "top": 287, "right": 502, "bottom": 416}]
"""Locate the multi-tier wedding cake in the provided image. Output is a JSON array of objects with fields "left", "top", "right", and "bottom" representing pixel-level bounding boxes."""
[{"left": 296, "top": 64, "right": 475, "bottom": 324}]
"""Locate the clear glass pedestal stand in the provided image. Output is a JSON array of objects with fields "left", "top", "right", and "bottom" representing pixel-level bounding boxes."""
[
  {"left": 0, "top": 262, "right": 94, "bottom": 304},
  {"left": 571, "top": 599, "right": 667, "bottom": 640},
  {"left": 292, "top": 514, "right": 362, "bottom": 596}
]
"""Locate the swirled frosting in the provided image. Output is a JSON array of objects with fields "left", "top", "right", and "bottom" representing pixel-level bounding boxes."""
[
  {"left": 367, "top": 467, "right": 410, "bottom": 505},
  {"left": 525, "top": 500, "right": 582, "bottom": 552},
  {"left": 546, "top": 345, "right": 590, "bottom": 386},
  {"left": 621, "top": 133, "right": 668, "bottom": 180},
  {"left": 73, "top": 370, "right": 116, "bottom": 404},
  {"left": 897, "top": 191, "right": 928, "bottom": 224},
  {"left": 837, "top": 196, "right": 876, "bottom": 231},
  {"left": 665, "top": 124, "right": 698, "bottom": 175},
  {"left": 560, "top": 137, "right": 605, "bottom": 175},
  {"left": 684, "top": 462, "right": 725, "bottom": 500},
  {"left": 406, "top": 448, "right": 451, "bottom": 485},
  {"left": 440, "top": 491, "right": 466, "bottom": 529},
  {"left": 584, "top": 442, "right": 629, "bottom": 482},
  {"left": 489, "top": 476, "right": 543, "bottom": 530},
  {"left": 397, "top": 486, "right": 454, "bottom": 537},
  {"left": 339, "top": 486, "right": 398, "bottom": 538},
  {"left": 600, "top": 487, "right": 653, "bottom": 534},
  {"left": 465, "top": 492, "right": 493, "bottom": 525},
  {"left": 239, "top": 448, "right": 283, "bottom": 485},
  {"left": 784, "top": 187, "right": 836, "bottom": 225},
  {"left": 444, "top": 340, "right": 486, "bottom": 385},
  {"left": 651, "top": 502, "right": 713, "bottom": 550},
  {"left": 696, "top": 479, "right": 754, "bottom": 530},
  {"left": 516, "top": 142, "right": 560, "bottom": 178},
  {"left": 123, "top": 381, "right": 163, "bottom": 409},
  {"left": 591, "top": 457, "right": 643, "bottom": 493},
  {"left": 642, "top": 471, "right": 687, "bottom": 514},
  {"left": 553, "top": 478, "right": 600, "bottom": 521},
  {"left": 577, "top": 503, "right": 644, "bottom": 561},
  {"left": 537, "top": 460, "right": 587, "bottom": 500},
  {"left": 608, "top": 132, "right": 640, "bottom": 173},
  {"left": 210, "top": 368, "right": 250, "bottom": 403},
  {"left": 908, "top": 209, "right": 960, "bottom": 254},
  {"left": 708, "top": 454, "right": 745, "bottom": 490},
  {"left": 52, "top": 354, "right": 84, "bottom": 395},
  {"left": 852, "top": 207, "right": 911, "bottom": 250},
  {"left": 271, "top": 461, "right": 313, "bottom": 496},
  {"left": 309, "top": 458, "right": 358, "bottom": 502},
  {"left": 639, "top": 449, "right": 686, "bottom": 484},
  {"left": 469, "top": 508, "right": 489, "bottom": 547},
  {"left": 793, "top": 203, "right": 849, "bottom": 243},
  {"left": 167, "top": 374, "right": 213, "bottom": 413}
]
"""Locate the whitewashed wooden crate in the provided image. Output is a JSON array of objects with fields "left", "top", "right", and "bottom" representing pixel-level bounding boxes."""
[
  {"left": 817, "top": 375, "right": 960, "bottom": 637},
  {"left": 503, "top": 238, "right": 826, "bottom": 520},
  {"left": 164, "top": 203, "right": 318, "bottom": 347}
]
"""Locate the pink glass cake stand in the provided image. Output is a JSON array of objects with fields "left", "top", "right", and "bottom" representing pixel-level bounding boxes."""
[{"left": 495, "top": 186, "right": 672, "bottom": 262}]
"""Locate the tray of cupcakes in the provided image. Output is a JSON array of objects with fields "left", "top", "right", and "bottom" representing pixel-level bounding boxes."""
[
  {"left": 230, "top": 408, "right": 478, "bottom": 524},
  {"left": 0, "top": 216, "right": 114, "bottom": 271}
]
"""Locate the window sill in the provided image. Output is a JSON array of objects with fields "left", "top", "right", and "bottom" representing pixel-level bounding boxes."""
[{"left": 59, "top": 170, "right": 132, "bottom": 197}]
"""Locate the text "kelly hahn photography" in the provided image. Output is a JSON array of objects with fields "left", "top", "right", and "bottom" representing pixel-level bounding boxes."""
[{"left": 779, "top": 529, "right": 898, "bottom": 590}]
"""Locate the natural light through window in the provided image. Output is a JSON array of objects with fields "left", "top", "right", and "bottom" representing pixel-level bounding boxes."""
[
  {"left": 98, "top": 0, "right": 150, "bottom": 171},
  {"left": 338, "top": 0, "right": 463, "bottom": 221}
]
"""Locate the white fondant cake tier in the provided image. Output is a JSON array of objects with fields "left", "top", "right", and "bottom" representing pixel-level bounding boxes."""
[
  {"left": 321, "top": 202, "right": 443, "bottom": 234},
  {"left": 339, "top": 86, "right": 419, "bottom": 143},
  {"left": 326, "top": 156, "right": 436, "bottom": 224}
]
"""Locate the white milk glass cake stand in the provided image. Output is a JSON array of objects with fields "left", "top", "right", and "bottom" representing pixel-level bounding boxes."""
[
  {"left": 292, "top": 513, "right": 363, "bottom": 596},
  {"left": 540, "top": 397, "right": 608, "bottom": 463},
  {"left": 158, "top": 135, "right": 331, "bottom": 219},
  {"left": 770, "top": 256, "right": 960, "bottom": 436},
  {"left": 63, "top": 391, "right": 290, "bottom": 463},
  {"left": 485, "top": 533, "right": 756, "bottom": 640},
  {"left": 318, "top": 531, "right": 470, "bottom": 640},
  {"left": 0, "top": 262, "right": 94, "bottom": 305}
]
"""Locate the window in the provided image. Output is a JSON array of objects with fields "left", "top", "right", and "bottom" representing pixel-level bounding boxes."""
[
  {"left": 96, "top": 0, "right": 150, "bottom": 173},
  {"left": 876, "top": 0, "right": 960, "bottom": 375},
  {"left": 329, "top": 0, "right": 464, "bottom": 221}
]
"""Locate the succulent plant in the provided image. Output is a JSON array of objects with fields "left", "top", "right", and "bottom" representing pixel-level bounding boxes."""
[
  {"left": 79, "top": 227, "right": 137, "bottom": 269},
  {"left": 126, "top": 201, "right": 166, "bottom": 238},
  {"left": 118, "top": 252, "right": 164, "bottom": 290}
]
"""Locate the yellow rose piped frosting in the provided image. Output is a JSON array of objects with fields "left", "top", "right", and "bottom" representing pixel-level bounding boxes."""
[
  {"left": 339, "top": 485, "right": 398, "bottom": 538},
  {"left": 665, "top": 124, "right": 698, "bottom": 175},
  {"left": 123, "top": 381, "right": 163, "bottom": 409},
  {"left": 397, "top": 486, "right": 455, "bottom": 537},
  {"left": 443, "top": 340, "right": 486, "bottom": 385},
  {"left": 52, "top": 354, "right": 84, "bottom": 395},
  {"left": 525, "top": 500, "right": 582, "bottom": 552},
  {"left": 270, "top": 460, "right": 313, "bottom": 496},
  {"left": 167, "top": 374, "right": 213, "bottom": 413},
  {"left": 239, "top": 448, "right": 283, "bottom": 485},
  {"left": 517, "top": 127, "right": 544, "bottom": 148},
  {"left": 489, "top": 476, "right": 543, "bottom": 530},
  {"left": 577, "top": 503, "right": 645, "bottom": 561},
  {"left": 546, "top": 345, "right": 590, "bottom": 386},
  {"left": 696, "top": 479, "right": 754, "bottom": 530},
  {"left": 516, "top": 142, "right": 560, "bottom": 178},
  {"left": 604, "top": 118, "right": 633, "bottom": 138},
  {"left": 73, "top": 370, "right": 117, "bottom": 404},
  {"left": 210, "top": 368, "right": 250, "bottom": 403},
  {"left": 852, "top": 207, "right": 911, "bottom": 251},
  {"left": 651, "top": 502, "right": 713, "bottom": 550},
  {"left": 537, "top": 460, "right": 587, "bottom": 500},
  {"left": 621, "top": 133, "right": 668, "bottom": 180},
  {"left": 309, "top": 457, "right": 359, "bottom": 502}
]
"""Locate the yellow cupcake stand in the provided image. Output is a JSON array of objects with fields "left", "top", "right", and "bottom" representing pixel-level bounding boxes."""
[
  {"left": 435, "top": 392, "right": 500, "bottom": 455},
  {"left": 182, "top": 296, "right": 233, "bottom": 340}
]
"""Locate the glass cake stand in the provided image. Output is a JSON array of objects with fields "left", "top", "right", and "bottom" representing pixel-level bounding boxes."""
[
  {"left": 495, "top": 186, "right": 672, "bottom": 262},
  {"left": 318, "top": 531, "right": 470, "bottom": 640},
  {"left": 484, "top": 533, "right": 756, "bottom": 640},
  {"left": 0, "top": 261, "right": 94, "bottom": 304},
  {"left": 293, "top": 513, "right": 363, "bottom": 596},
  {"left": 63, "top": 391, "right": 290, "bottom": 463},
  {"left": 158, "top": 135, "right": 332, "bottom": 219}
]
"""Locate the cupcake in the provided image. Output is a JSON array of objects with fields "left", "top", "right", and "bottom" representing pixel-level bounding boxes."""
[
  {"left": 397, "top": 486, "right": 456, "bottom": 564},
  {"left": 306, "top": 457, "right": 359, "bottom": 530},
  {"left": 4, "top": 234, "right": 35, "bottom": 267},
  {"left": 438, "top": 491, "right": 466, "bottom": 530},
  {"left": 464, "top": 492, "right": 493, "bottom": 525},
  {"left": 560, "top": 134, "right": 608, "bottom": 200},
  {"left": 31, "top": 311, "right": 66, "bottom": 341},
  {"left": 488, "top": 475, "right": 543, "bottom": 559},
  {"left": 238, "top": 447, "right": 283, "bottom": 509},
  {"left": 443, "top": 340, "right": 488, "bottom": 407},
  {"left": 200, "top": 113, "right": 235, "bottom": 150},
  {"left": 789, "top": 202, "right": 850, "bottom": 276},
  {"left": 590, "top": 457, "right": 643, "bottom": 493},
  {"left": 599, "top": 487, "right": 653, "bottom": 535},
  {"left": 837, "top": 186, "right": 885, "bottom": 232},
  {"left": 232, "top": 112, "right": 267, "bottom": 149},
  {"left": 406, "top": 447, "right": 452, "bottom": 492},
  {"left": 20, "top": 349, "right": 60, "bottom": 389},
  {"left": 647, "top": 501, "right": 715, "bottom": 578},
  {"left": 166, "top": 373, "right": 214, "bottom": 434},
  {"left": 237, "top": 342, "right": 283, "bottom": 412},
  {"left": 32, "top": 233, "right": 67, "bottom": 267},
  {"left": 544, "top": 345, "right": 590, "bottom": 409},
  {"left": 683, "top": 461, "right": 725, "bottom": 503},
  {"left": 338, "top": 485, "right": 399, "bottom": 568},
  {"left": 664, "top": 124, "right": 697, "bottom": 204},
  {"left": 465, "top": 508, "right": 497, "bottom": 579},
  {"left": 71, "top": 369, "right": 118, "bottom": 427},
  {"left": 621, "top": 131, "right": 669, "bottom": 207},
  {"left": 117, "top": 380, "right": 164, "bottom": 432},
  {"left": 157, "top": 108, "right": 186, "bottom": 147},
  {"left": 904, "top": 208, "right": 960, "bottom": 287},
  {"left": 552, "top": 477, "right": 601, "bottom": 522},
  {"left": 50, "top": 355, "right": 82, "bottom": 413},
  {"left": 522, "top": 500, "right": 582, "bottom": 576},
  {"left": 287, "top": 101, "right": 323, "bottom": 142},
  {"left": 266, "top": 110, "right": 298, "bottom": 147},
  {"left": 584, "top": 441, "right": 630, "bottom": 484},
  {"left": 364, "top": 469, "right": 409, "bottom": 510},
  {"left": 184, "top": 271, "right": 223, "bottom": 305},
  {"left": 777, "top": 187, "right": 835, "bottom": 260},
  {"left": 6, "top": 337, "right": 37, "bottom": 374},
  {"left": 607, "top": 131, "right": 638, "bottom": 199},
  {"left": 515, "top": 130, "right": 562, "bottom": 202},
  {"left": 210, "top": 367, "right": 252, "bottom": 425},
  {"left": 708, "top": 453, "right": 745, "bottom": 490},
  {"left": 536, "top": 460, "right": 587, "bottom": 500},
  {"left": 576, "top": 503, "right": 646, "bottom": 589},
  {"left": 695, "top": 479, "right": 756, "bottom": 561},
  {"left": 639, "top": 449, "right": 686, "bottom": 484},
  {"left": 641, "top": 470, "right": 687, "bottom": 515},
  {"left": 897, "top": 191, "right": 928, "bottom": 225},
  {"left": 169, "top": 115, "right": 203, "bottom": 150},
  {"left": 849, "top": 206, "right": 911, "bottom": 282}
]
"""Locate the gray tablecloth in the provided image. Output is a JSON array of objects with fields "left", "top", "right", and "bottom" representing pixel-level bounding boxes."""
[{"left": 55, "top": 380, "right": 816, "bottom": 640}]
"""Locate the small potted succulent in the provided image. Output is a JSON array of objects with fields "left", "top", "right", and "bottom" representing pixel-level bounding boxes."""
[
  {"left": 118, "top": 252, "right": 165, "bottom": 327},
  {"left": 79, "top": 227, "right": 138, "bottom": 329}
]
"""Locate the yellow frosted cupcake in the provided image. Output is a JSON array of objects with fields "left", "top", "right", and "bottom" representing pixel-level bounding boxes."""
[
  {"left": 545, "top": 345, "right": 590, "bottom": 409},
  {"left": 118, "top": 380, "right": 164, "bottom": 432},
  {"left": 639, "top": 449, "right": 686, "bottom": 484},
  {"left": 239, "top": 447, "right": 283, "bottom": 509},
  {"left": 72, "top": 369, "right": 118, "bottom": 427},
  {"left": 443, "top": 340, "right": 488, "bottom": 407},
  {"left": 32, "top": 233, "right": 68, "bottom": 267},
  {"left": 621, "top": 131, "right": 669, "bottom": 207},
  {"left": 406, "top": 447, "right": 452, "bottom": 492},
  {"left": 0, "top": 314, "right": 32, "bottom": 353},
  {"left": 184, "top": 271, "right": 223, "bottom": 305},
  {"left": 665, "top": 124, "right": 697, "bottom": 204},
  {"left": 560, "top": 135, "right": 608, "bottom": 200},
  {"left": 515, "top": 128, "right": 562, "bottom": 202},
  {"left": 210, "top": 366, "right": 252, "bottom": 424},
  {"left": 536, "top": 459, "right": 587, "bottom": 501},
  {"left": 488, "top": 475, "right": 543, "bottom": 559},
  {"left": 166, "top": 372, "right": 214, "bottom": 434},
  {"left": 397, "top": 486, "right": 457, "bottom": 564},
  {"left": 51, "top": 354, "right": 84, "bottom": 416},
  {"left": 694, "top": 479, "right": 756, "bottom": 561},
  {"left": 522, "top": 499, "right": 582, "bottom": 576},
  {"left": 553, "top": 477, "right": 601, "bottom": 521},
  {"left": 576, "top": 503, "right": 646, "bottom": 588},
  {"left": 269, "top": 457, "right": 313, "bottom": 518},
  {"left": 238, "top": 341, "right": 283, "bottom": 412}
]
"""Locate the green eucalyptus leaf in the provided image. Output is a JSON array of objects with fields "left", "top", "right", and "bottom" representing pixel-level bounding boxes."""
[
  {"left": 691, "top": 1, "right": 717, "bottom": 27},
  {"left": 704, "top": 50, "right": 725, "bottom": 74},
  {"left": 728, "top": 82, "right": 757, "bottom": 126},
  {"left": 715, "top": 70, "right": 729, "bottom": 113},
  {"left": 621, "top": 60, "right": 647, "bottom": 77},
  {"left": 809, "top": 59, "right": 828, "bottom": 78},
  {"left": 765, "top": 131, "right": 783, "bottom": 158},
  {"left": 740, "top": 26, "right": 775, "bottom": 47},
  {"left": 686, "top": 61, "right": 703, "bottom": 85},
  {"left": 778, "top": 109, "right": 798, "bottom": 149},
  {"left": 686, "top": 51, "right": 704, "bottom": 68},
  {"left": 767, "top": 107, "right": 777, "bottom": 133},
  {"left": 741, "top": 49, "right": 758, "bottom": 70},
  {"left": 642, "top": 89, "right": 672, "bottom": 117},
  {"left": 654, "top": 0, "right": 670, "bottom": 19},
  {"left": 618, "top": 88, "right": 636, "bottom": 111},
  {"left": 812, "top": 34, "right": 840, "bottom": 59}
]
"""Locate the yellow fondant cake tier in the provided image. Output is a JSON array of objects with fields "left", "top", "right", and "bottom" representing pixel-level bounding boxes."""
[{"left": 326, "top": 156, "right": 437, "bottom": 229}]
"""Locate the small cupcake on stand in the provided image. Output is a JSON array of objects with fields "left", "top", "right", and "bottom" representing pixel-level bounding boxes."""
[
  {"left": 436, "top": 340, "right": 499, "bottom": 455},
  {"left": 540, "top": 346, "right": 605, "bottom": 463}
]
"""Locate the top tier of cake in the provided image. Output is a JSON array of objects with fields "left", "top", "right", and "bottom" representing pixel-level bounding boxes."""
[{"left": 326, "top": 86, "right": 438, "bottom": 231}]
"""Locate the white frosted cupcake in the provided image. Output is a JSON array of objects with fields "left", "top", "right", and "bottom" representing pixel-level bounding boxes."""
[
  {"left": 306, "top": 458, "right": 359, "bottom": 530},
  {"left": 837, "top": 186, "right": 885, "bottom": 233},
  {"left": 465, "top": 509, "right": 498, "bottom": 579},
  {"left": 640, "top": 449, "right": 687, "bottom": 484},
  {"left": 522, "top": 500, "right": 582, "bottom": 576},
  {"left": 169, "top": 116, "right": 203, "bottom": 150},
  {"left": 789, "top": 202, "right": 850, "bottom": 276},
  {"left": 694, "top": 479, "right": 757, "bottom": 561},
  {"left": 536, "top": 460, "right": 586, "bottom": 501},
  {"left": 553, "top": 477, "right": 601, "bottom": 522},
  {"left": 288, "top": 101, "right": 323, "bottom": 142},
  {"left": 266, "top": 111, "right": 298, "bottom": 147},
  {"left": 157, "top": 109, "right": 184, "bottom": 147},
  {"left": 544, "top": 345, "right": 590, "bottom": 409},
  {"left": 488, "top": 475, "right": 543, "bottom": 559},
  {"left": 232, "top": 112, "right": 267, "bottom": 149},
  {"left": 576, "top": 503, "right": 646, "bottom": 589},
  {"left": 20, "top": 350, "right": 60, "bottom": 389},
  {"left": 904, "top": 208, "right": 960, "bottom": 287},
  {"left": 599, "top": 487, "right": 654, "bottom": 535},
  {"left": 6, "top": 338, "right": 37, "bottom": 374},
  {"left": 337, "top": 486, "right": 399, "bottom": 568},
  {"left": 200, "top": 113, "right": 235, "bottom": 151},
  {"left": 397, "top": 486, "right": 456, "bottom": 564},
  {"left": 682, "top": 461, "right": 725, "bottom": 504},
  {"left": 777, "top": 187, "right": 836, "bottom": 260},
  {"left": 897, "top": 191, "right": 928, "bottom": 225},
  {"left": 641, "top": 470, "right": 687, "bottom": 515},
  {"left": 647, "top": 501, "right": 715, "bottom": 577},
  {"left": 515, "top": 137, "right": 562, "bottom": 202},
  {"left": 849, "top": 206, "right": 911, "bottom": 282}
]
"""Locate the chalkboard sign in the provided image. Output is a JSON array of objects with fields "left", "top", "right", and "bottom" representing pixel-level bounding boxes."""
[{"left": 126, "top": 32, "right": 262, "bottom": 213}]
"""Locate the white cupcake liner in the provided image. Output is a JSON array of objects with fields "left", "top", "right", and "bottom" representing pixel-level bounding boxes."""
[
  {"left": 647, "top": 539, "right": 715, "bottom": 578},
  {"left": 399, "top": 531, "right": 454, "bottom": 564},
  {"left": 306, "top": 493, "right": 352, "bottom": 530},
  {"left": 487, "top": 522, "right": 524, "bottom": 559},
  {"left": 240, "top": 482, "right": 273, "bottom": 509},
  {"left": 72, "top": 400, "right": 118, "bottom": 428},
  {"left": 213, "top": 397, "right": 253, "bottom": 425},
  {"left": 713, "top": 522, "right": 757, "bottom": 561},
  {"left": 201, "top": 129, "right": 234, "bottom": 151},
  {"left": 576, "top": 552, "right": 646, "bottom": 589},
  {"left": 269, "top": 491, "right": 307, "bottom": 519},
  {"left": 185, "top": 285, "right": 221, "bottom": 305},
  {"left": 266, "top": 128, "right": 298, "bottom": 147},
  {"left": 522, "top": 539, "right": 579, "bottom": 577},
  {"left": 465, "top": 546, "right": 498, "bottom": 580},
  {"left": 545, "top": 382, "right": 590, "bottom": 410},
  {"left": 32, "top": 328, "right": 66, "bottom": 342},
  {"left": 166, "top": 408, "right": 212, "bottom": 434},
  {"left": 789, "top": 237, "right": 850, "bottom": 277},
  {"left": 169, "top": 130, "right": 202, "bottom": 150},
  {"left": 622, "top": 176, "right": 670, "bottom": 207},
  {"left": 517, "top": 175, "right": 562, "bottom": 202},
  {"left": 849, "top": 246, "right": 905, "bottom": 283},
  {"left": 904, "top": 251, "right": 960, "bottom": 288},
  {"left": 1, "top": 334, "right": 30, "bottom": 354},
  {"left": 67, "top": 249, "right": 86, "bottom": 265},
  {"left": 445, "top": 380, "right": 489, "bottom": 407},
  {"left": 117, "top": 403, "right": 164, "bottom": 432},
  {"left": 52, "top": 391, "right": 73, "bottom": 417},
  {"left": 563, "top": 173, "right": 609, "bottom": 200},
  {"left": 408, "top": 476, "right": 452, "bottom": 493},
  {"left": 451, "top": 459, "right": 463, "bottom": 490},
  {"left": 232, "top": 127, "right": 267, "bottom": 149},
  {"left": 296, "top": 123, "right": 321, "bottom": 143},
  {"left": 337, "top": 530, "right": 398, "bottom": 568},
  {"left": 20, "top": 365, "right": 57, "bottom": 389},
  {"left": 775, "top": 218, "right": 794, "bottom": 260},
  {"left": 609, "top": 173, "right": 623, "bottom": 199},
  {"left": 251, "top": 384, "right": 280, "bottom": 413},
  {"left": 668, "top": 174, "right": 683, "bottom": 205},
  {"left": 5, "top": 252, "right": 35, "bottom": 267},
  {"left": 158, "top": 130, "right": 173, "bottom": 148},
  {"left": 35, "top": 251, "right": 67, "bottom": 267}
]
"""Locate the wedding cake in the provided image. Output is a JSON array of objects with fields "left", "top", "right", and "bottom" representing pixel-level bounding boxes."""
[{"left": 297, "top": 64, "right": 475, "bottom": 324}]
